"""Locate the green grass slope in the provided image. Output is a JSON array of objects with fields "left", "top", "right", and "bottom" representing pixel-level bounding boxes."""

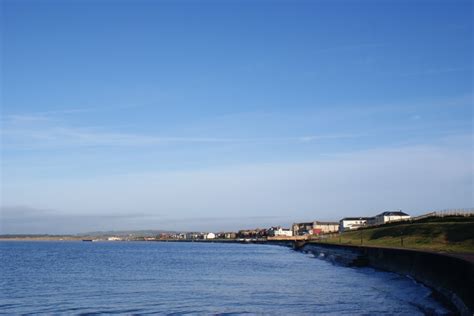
[{"left": 320, "top": 217, "right": 474, "bottom": 253}]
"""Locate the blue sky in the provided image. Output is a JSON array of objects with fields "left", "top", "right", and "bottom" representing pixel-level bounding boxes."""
[{"left": 1, "top": 0, "right": 473, "bottom": 234}]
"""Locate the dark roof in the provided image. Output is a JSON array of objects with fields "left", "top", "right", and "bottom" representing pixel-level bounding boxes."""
[
  {"left": 378, "top": 211, "right": 409, "bottom": 216},
  {"left": 340, "top": 217, "right": 370, "bottom": 221},
  {"left": 314, "top": 221, "right": 339, "bottom": 225}
]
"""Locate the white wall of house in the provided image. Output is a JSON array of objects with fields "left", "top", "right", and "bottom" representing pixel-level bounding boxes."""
[
  {"left": 339, "top": 219, "right": 368, "bottom": 232},
  {"left": 375, "top": 214, "right": 411, "bottom": 225},
  {"left": 272, "top": 227, "right": 293, "bottom": 237},
  {"left": 386, "top": 215, "right": 410, "bottom": 222}
]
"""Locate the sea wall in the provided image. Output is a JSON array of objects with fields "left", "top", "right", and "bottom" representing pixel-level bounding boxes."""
[{"left": 301, "top": 243, "right": 474, "bottom": 316}]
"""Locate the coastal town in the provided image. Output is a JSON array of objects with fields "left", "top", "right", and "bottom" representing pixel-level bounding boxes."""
[{"left": 86, "top": 208, "right": 472, "bottom": 242}]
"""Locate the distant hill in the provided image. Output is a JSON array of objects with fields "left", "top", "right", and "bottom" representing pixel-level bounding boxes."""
[
  {"left": 79, "top": 229, "right": 180, "bottom": 237},
  {"left": 0, "top": 234, "right": 75, "bottom": 238},
  {"left": 0, "top": 230, "right": 180, "bottom": 238}
]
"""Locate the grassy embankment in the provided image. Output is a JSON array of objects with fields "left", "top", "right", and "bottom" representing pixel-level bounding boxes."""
[{"left": 318, "top": 216, "right": 474, "bottom": 253}]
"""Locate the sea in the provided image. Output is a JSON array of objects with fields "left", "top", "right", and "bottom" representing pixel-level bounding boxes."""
[{"left": 0, "top": 241, "right": 451, "bottom": 315}]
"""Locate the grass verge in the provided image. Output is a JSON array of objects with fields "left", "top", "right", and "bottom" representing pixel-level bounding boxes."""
[{"left": 318, "top": 219, "right": 474, "bottom": 253}]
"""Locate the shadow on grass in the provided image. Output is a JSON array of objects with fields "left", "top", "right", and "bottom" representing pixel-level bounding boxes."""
[{"left": 368, "top": 222, "right": 474, "bottom": 243}]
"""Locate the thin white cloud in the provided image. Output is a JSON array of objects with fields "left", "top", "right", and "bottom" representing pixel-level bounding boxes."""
[
  {"left": 2, "top": 102, "right": 168, "bottom": 119},
  {"left": 315, "top": 43, "right": 386, "bottom": 53},
  {"left": 3, "top": 114, "right": 54, "bottom": 123},
  {"left": 2, "top": 94, "right": 470, "bottom": 150},
  {"left": 396, "top": 66, "right": 473, "bottom": 77},
  {"left": 297, "top": 134, "right": 361, "bottom": 142},
  {"left": 1, "top": 114, "right": 359, "bottom": 149}
]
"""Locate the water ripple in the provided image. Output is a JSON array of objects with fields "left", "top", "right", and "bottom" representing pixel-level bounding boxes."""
[{"left": 0, "top": 241, "right": 452, "bottom": 315}]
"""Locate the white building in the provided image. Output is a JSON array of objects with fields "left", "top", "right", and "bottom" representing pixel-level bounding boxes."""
[
  {"left": 267, "top": 226, "right": 293, "bottom": 237},
  {"left": 205, "top": 232, "right": 216, "bottom": 239},
  {"left": 374, "top": 211, "right": 410, "bottom": 225},
  {"left": 339, "top": 217, "right": 370, "bottom": 232}
]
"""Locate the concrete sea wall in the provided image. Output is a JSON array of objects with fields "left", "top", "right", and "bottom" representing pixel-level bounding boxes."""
[{"left": 301, "top": 243, "right": 474, "bottom": 316}]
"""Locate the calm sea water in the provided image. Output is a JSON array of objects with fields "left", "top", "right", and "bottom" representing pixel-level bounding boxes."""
[{"left": 1, "top": 241, "right": 450, "bottom": 315}]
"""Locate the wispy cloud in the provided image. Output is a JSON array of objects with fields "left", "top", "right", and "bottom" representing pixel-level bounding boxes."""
[
  {"left": 2, "top": 102, "right": 162, "bottom": 119},
  {"left": 297, "top": 134, "right": 360, "bottom": 142},
  {"left": 3, "top": 93, "right": 471, "bottom": 150},
  {"left": 315, "top": 43, "right": 386, "bottom": 53},
  {"left": 396, "top": 66, "right": 473, "bottom": 77},
  {"left": 1, "top": 114, "right": 359, "bottom": 149},
  {"left": 4, "top": 114, "right": 55, "bottom": 123}
]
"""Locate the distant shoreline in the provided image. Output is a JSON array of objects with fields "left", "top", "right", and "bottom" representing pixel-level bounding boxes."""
[{"left": 0, "top": 237, "right": 84, "bottom": 241}]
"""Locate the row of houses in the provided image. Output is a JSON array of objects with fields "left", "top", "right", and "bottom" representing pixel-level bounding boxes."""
[
  {"left": 292, "top": 210, "right": 411, "bottom": 236},
  {"left": 339, "top": 210, "right": 411, "bottom": 232},
  {"left": 198, "top": 210, "right": 410, "bottom": 240},
  {"left": 292, "top": 221, "right": 340, "bottom": 236},
  {"left": 184, "top": 232, "right": 237, "bottom": 240},
  {"left": 105, "top": 209, "right": 472, "bottom": 242},
  {"left": 104, "top": 210, "right": 413, "bottom": 242},
  {"left": 155, "top": 210, "right": 411, "bottom": 240},
  {"left": 237, "top": 227, "right": 294, "bottom": 238},
  {"left": 117, "top": 232, "right": 238, "bottom": 241},
  {"left": 155, "top": 228, "right": 296, "bottom": 240}
]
